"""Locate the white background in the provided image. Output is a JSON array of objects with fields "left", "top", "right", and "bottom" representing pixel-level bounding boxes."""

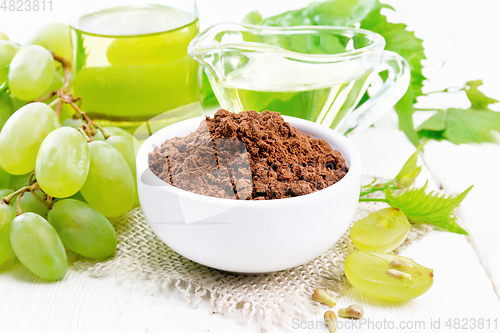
[{"left": 1, "top": 0, "right": 500, "bottom": 332}]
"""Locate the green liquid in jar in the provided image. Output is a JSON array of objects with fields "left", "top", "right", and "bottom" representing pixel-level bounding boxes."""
[{"left": 72, "top": 5, "right": 200, "bottom": 129}]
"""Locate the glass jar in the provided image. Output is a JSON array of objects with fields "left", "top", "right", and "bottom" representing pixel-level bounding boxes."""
[{"left": 70, "top": 0, "right": 200, "bottom": 131}]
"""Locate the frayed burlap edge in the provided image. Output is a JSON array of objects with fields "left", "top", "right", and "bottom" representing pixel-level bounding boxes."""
[{"left": 73, "top": 198, "right": 432, "bottom": 332}]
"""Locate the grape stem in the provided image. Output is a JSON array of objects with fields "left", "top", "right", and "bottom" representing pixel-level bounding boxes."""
[
  {"left": 15, "top": 192, "right": 22, "bottom": 216},
  {"left": 93, "top": 123, "right": 110, "bottom": 139},
  {"left": 360, "top": 181, "right": 396, "bottom": 197},
  {"left": 37, "top": 52, "right": 111, "bottom": 141},
  {"left": 69, "top": 103, "right": 102, "bottom": 139},
  {"left": 51, "top": 51, "right": 72, "bottom": 93},
  {"left": 60, "top": 94, "right": 110, "bottom": 140},
  {"left": 414, "top": 108, "right": 447, "bottom": 112},
  {"left": 28, "top": 172, "right": 36, "bottom": 186},
  {"left": 78, "top": 127, "right": 91, "bottom": 142},
  {"left": 48, "top": 98, "right": 59, "bottom": 108},
  {"left": 358, "top": 198, "right": 389, "bottom": 203},
  {"left": 2, "top": 182, "right": 53, "bottom": 213},
  {"left": 3, "top": 185, "right": 30, "bottom": 204},
  {"left": 30, "top": 184, "right": 53, "bottom": 209},
  {"left": 55, "top": 99, "right": 63, "bottom": 117},
  {"left": 421, "top": 86, "right": 464, "bottom": 96}
]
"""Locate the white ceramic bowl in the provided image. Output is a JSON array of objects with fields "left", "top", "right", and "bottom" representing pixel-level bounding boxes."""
[{"left": 136, "top": 115, "right": 362, "bottom": 273}]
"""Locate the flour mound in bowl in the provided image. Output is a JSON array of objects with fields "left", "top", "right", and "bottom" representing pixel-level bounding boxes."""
[{"left": 148, "top": 109, "right": 348, "bottom": 200}]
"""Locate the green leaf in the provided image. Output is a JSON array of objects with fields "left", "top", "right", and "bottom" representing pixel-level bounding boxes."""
[
  {"left": 359, "top": 5, "right": 426, "bottom": 146},
  {"left": 75, "top": 30, "right": 87, "bottom": 73},
  {"left": 242, "top": 11, "right": 262, "bottom": 25},
  {"left": 253, "top": 0, "right": 377, "bottom": 27},
  {"left": 418, "top": 111, "right": 446, "bottom": 131},
  {"left": 385, "top": 183, "right": 472, "bottom": 235},
  {"left": 394, "top": 142, "right": 425, "bottom": 188},
  {"left": 464, "top": 80, "right": 499, "bottom": 110},
  {"left": 360, "top": 143, "right": 425, "bottom": 197},
  {"left": 303, "top": 0, "right": 377, "bottom": 26},
  {"left": 417, "top": 108, "right": 500, "bottom": 144},
  {"left": 237, "top": 1, "right": 430, "bottom": 147},
  {"left": 394, "top": 88, "right": 421, "bottom": 146},
  {"left": 360, "top": 6, "right": 426, "bottom": 98}
]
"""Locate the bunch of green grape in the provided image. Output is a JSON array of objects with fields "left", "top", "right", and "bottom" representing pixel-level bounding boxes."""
[
  {"left": 0, "top": 26, "right": 140, "bottom": 281},
  {"left": 0, "top": 24, "right": 78, "bottom": 127}
]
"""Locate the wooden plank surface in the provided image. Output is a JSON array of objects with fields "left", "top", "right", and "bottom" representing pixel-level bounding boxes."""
[
  {"left": 1, "top": 0, "right": 500, "bottom": 332},
  {"left": 390, "top": 0, "right": 500, "bottom": 298}
]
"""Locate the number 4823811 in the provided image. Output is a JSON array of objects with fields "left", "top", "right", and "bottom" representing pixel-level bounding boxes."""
[
  {"left": 446, "top": 318, "right": 498, "bottom": 330},
  {"left": 1, "top": 0, "right": 52, "bottom": 11}
]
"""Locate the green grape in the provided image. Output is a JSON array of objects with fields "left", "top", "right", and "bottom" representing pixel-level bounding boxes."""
[
  {"left": 9, "top": 173, "right": 30, "bottom": 190},
  {"left": 107, "top": 135, "right": 140, "bottom": 207},
  {"left": 8, "top": 45, "right": 55, "bottom": 101},
  {"left": 92, "top": 130, "right": 105, "bottom": 141},
  {"left": 10, "top": 212, "right": 68, "bottom": 281},
  {"left": 61, "top": 118, "right": 84, "bottom": 129},
  {"left": 10, "top": 95, "right": 27, "bottom": 111},
  {"left": 20, "top": 191, "right": 49, "bottom": 217},
  {"left": 26, "top": 23, "right": 72, "bottom": 61},
  {"left": 58, "top": 103, "right": 76, "bottom": 124},
  {"left": 0, "top": 91, "right": 14, "bottom": 131},
  {"left": 0, "top": 165, "right": 11, "bottom": 189},
  {"left": 0, "top": 40, "right": 20, "bottom": 85},
  {"left": 80, "top": 141, "right": 135, "bottom": 217},
  {"left": 1, "top": 189, "right": 49, "bottom": 215},
  {"left": 344, "top": 251, "right": 434, "bottom": 302},
  {"left": 0, "top": 189, "right": 14, "bottom": 201},
  {"left": 104, "top": 126, "right": 140, "bottom": 148},
  {"left": 0, "top": 102, "right": 59, "bottom": 175},
  {"left": 103, "top": 126, "right": 131, "bottom": 137},
  {"left": 0, "top": 32, "right": 8, "bottom": 40},
  {"left": 48, "top": 199, "right": 117, "bottom": 259},
  {"left": 44, "top": 71, "right": 64, "bottom": 94},
  {"left": 104, "top": 126, "right": 139, "bottom": 146},
  {"left": 0, "top": 202, "right": 15, "bottom": 265},
  {"left": 350, "top": 208, "right": 411, "bottom": 253},
  {"left": 107, "top": 136, "right": 136, "bottom": 175},
  {"left": 36, "top": 127, "right": 90, "bottom": 198},
  {"left": 64, "top": 191, "right": 86, "bottom": 203},
  {"left": 0, "top": 251, "right": 15, "bottom": 270}
]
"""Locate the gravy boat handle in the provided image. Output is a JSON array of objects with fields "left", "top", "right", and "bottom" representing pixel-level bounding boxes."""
[{"left": 337, "top": 51, "right": 411, "bottom": 136}]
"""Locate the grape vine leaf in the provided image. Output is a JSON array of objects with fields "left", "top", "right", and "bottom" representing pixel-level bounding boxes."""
[
  {"left": 360, "top": 6, "right": 425, "bottom": 147},
  {"left": 394, "top": 142, "right": 425, "bottom": 188},
  {"left": 243, "top": 0, "right": 377, "bottom": 27},
  {"left": 74, "top": 31, "right": 87, "bottom": 72},
  {"left": 360, "top": 143, "right": 425, "bottom": 196},
  {"left": 360, "top": 6, "right": 425, "bottom": 98},
  {"left": 393, "top": 88, "right": 420, "bottom": 146},
  {"left": 241, "top": 0, "right": 426, "bottom": 147},
  {"left": 242, "top": 11, "right": 262, "bottom": 25},
  {"left": 464, "top": 80, "right": 499, "bottom": 110},
  {"left": 417, "top": 108, "right": 500, "bottom": 144},
  {"left": 385, "top": 182, "right": 472, "bottom": 235}
]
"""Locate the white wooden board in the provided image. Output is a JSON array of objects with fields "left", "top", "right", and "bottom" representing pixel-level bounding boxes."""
[{"left": 1, "top": 0, "right": 499, "bottom": 332}]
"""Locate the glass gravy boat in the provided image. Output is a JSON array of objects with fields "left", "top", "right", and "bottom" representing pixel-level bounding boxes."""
[{"left": 188, "top": 23, "right": 410, "bottom": 135}]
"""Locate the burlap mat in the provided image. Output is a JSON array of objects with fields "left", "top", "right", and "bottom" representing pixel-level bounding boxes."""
[{"left": 74, "top": 200, "right": 432, "bottom": 332}]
